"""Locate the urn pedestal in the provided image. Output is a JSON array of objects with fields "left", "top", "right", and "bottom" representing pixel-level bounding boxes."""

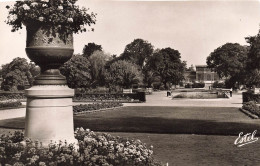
[{"left": 24, "top": 24, "right": 77, "bottom": 146}]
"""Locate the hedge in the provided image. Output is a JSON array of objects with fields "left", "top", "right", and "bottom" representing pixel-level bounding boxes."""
[
  {"left": 0, "top": 100, "right": 22, "bottom": 108},
  {"left": 242, "top": 101, "right": 260, "bottom": 117},
  {"left": 242, "top": 92, "right": 260, "bottom": 103},
  {"left": 0, "top": 91, "right": 146, "bottom": 103},
  {"left": 73, "top": 103, "right": 123, "bottom": 114},
  {"left": 0, "top": 92, "right": 25, "bottom": 101},
  {"left": 74, "top": 92, "right": 146, "bottom": 102}
]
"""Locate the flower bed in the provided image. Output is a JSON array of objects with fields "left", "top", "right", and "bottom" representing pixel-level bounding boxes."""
[
  {"left": 0, "top": 92, "right": 25, "bottom": 101},
  {"left": 242, "top": 101, "right": 260, "bottom": 117},
  {"left": 0, "top": 100, "right": 22, "bottom": 109},
  {"left": 74, "top": 92, "right": 146, "bottom": 102},
  {"left": 0, "top": 129, "right": 162, "bottom": 166},
  {"left": 73, "top": 103, "right": 123, "bottom": 114}
]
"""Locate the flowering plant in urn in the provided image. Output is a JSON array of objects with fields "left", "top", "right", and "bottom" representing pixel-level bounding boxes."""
[
  {"left": 6, "top": 0, "right": 96, "bottom": 85},
  {"left": 6, "top": 0, "right": 96, "bottom": 35}
]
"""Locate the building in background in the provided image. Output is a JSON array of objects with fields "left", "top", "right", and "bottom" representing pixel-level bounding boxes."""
[{"left": 183, "top": 65, "right": 224, "bottom": 89}]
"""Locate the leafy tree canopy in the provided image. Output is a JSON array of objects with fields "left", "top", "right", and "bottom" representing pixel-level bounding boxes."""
[
  {"left": 88, "top": 50, "right": 111, "bottom": 87},
  {"left": 82, "top": 42, "right": 102, "bottom": 57},
  {"left": 1, "top": 57, "right": 34, "bottom": 91},
  {"left": 146, "top": 47, "right": 186, "bottom": 89},
  {"left": 246, "top": 31, "right": 260, "bottom": 70},
  {"left": 120, "top": 39, "right": 154, "bottom": 68},
  {"left": 207, "top": 43, "right": 248, "bottom": 79},
  {"left": 245, "top": 31, "right": 260, "bottom": 87},
  {"left": 106, "top": 60, "right": 143, "bottom": 89},
  {"left": 60, "top": 54, "right": 92, "bottom": 89}
]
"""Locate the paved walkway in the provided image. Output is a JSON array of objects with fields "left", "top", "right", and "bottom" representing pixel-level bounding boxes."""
[
  {"left": 0, "top": 91, "right": 243, "bottom": 120},
  {"left": 124, "top": 91, "right": 243, "bottom": 107}
]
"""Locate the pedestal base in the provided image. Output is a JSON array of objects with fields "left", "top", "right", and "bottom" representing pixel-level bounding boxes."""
[{"left": 25, "top": 85, "right": 77, "bottom": 146}]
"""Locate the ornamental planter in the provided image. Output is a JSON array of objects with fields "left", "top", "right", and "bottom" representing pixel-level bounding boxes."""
[
  {"left": 5, "top": 0, "right": 96, "bottom": 148},
  {"left": 25, "top": 24, "right": 74, "bottom": 85},
  {"left": 24, "top": 24, "right": 77, "bottom": 146}
]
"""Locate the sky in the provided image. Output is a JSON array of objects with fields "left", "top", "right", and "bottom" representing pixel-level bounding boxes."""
[{"left": 0, "top": 0, "right": 260, "bottom": 67}]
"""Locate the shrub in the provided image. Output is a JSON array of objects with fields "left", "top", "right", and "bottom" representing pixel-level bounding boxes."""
[
  {"left": 0, "top": 100, "right": 22, "bottom": 108},
  {"left": 0, "top": 92, "right": 25, "bottom": 101},
  {"left": 184, "top": 83, "right": 192, "bottom": 88},
  {"left": 73, "top": 93, "right": 144, "bottom": 103},
  {"left": 242, "top": 101, "right": 260, "bottom": 116},
  {"left": 0, "top": 129, "right": 162, "bottom": 166},
  {"left": 192, "top": 82, "right": 205, "bottom": 88},
  {"left": 73, "top": 103, "right": 123, "bottom": 114},
  {"left": 212, "top": 81, "right": 225, "bottom": 88},
  {"left": 242, "top": 92, "right": 260, "bottom": 103}
]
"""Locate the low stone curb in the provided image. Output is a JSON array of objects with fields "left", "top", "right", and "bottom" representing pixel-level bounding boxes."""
[
  {"left": 74, "top": 106, "right": 124, "bottom": 115},
  {"left": 239, "top": 108, "right": 259, "bottom": 119}
]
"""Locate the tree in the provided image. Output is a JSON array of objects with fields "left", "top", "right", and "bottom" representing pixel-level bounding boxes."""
[
  {"left": 29, "top": 63, "right": 40, "bottom": 78},
  {"left": 246, "top": 69, "right": 260, "bottom": 87},
  {"left": 146, "top": 48, "right": 186, "bottom": 89},
  {"left": 143, "top": 70, "right": 154, "bottom": 88},
  {"left": 60, "top": 54, "right": 92, "bottom": 89},
  {"left": 246, "top": 31, "right": 260, "bottom": 87},
  {"left": 82, "top": 42, "right": 102, "bottom": 57},
  {"left": 206, "top": 43, "right": 248, "bottom": 87},
  {"left": 106, "top": 60, "right": 143, "bottom": 89},
  {"left": 120, "top": 39, "right": 154, "bottom": 68},
  {"left": 1, "top": 57, "right": 33, "bottom": 91},
  {"left": 88, "top": 50, "right": 111, "bottom": 87}
]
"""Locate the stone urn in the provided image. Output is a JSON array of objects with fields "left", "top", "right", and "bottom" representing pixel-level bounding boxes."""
[
  {"left": 25, "top": 24, "right": 74, "bottom": 85},
  {"left": 24, "top": 24, "right": 77, "bottom": 146}
]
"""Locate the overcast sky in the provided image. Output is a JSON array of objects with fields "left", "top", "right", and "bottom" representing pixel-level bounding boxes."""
[{"left": 0, "top": 0, "right": 260, "bottom": 67}]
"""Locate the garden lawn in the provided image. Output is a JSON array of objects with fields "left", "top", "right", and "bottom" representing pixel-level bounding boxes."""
[
  {"left": 1, "top": 106, "right": 260, "bottom": 136},
  {"left": 108, "top": 132, "right": 260, "bottom": 166},
  {"left": 1, "top": 128, "right": 260, "bottom": 166}
]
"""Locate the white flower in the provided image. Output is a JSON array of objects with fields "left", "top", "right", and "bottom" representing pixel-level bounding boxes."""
[
  {"left": 80, "top": 25, "right": 84, "bottom": 30},
  {"left": 41, "top": 0, "right": 49, "bottom": 2},
  {"left": 31, "top": 2, "right": 38, "bottom": 7},
  {"left": 58, "top": 6, "right": 63, "bottom": 10},
  {"left": 23, "top": 4, "right": 30, "bottom": 10},
  {"left": 39, "top": 17, "right": 44, "bottom": 22},
  {"left": 68, "top": 2, "right": 72, "bottom": 7},
  {"left": 10, "top": 14, "right": 17, "bottom": 21},
  {"left": 67, "top": 18, "right": 73, "bottom": 22},
  {"left": 42, "top": 4, "right": 48, "bottom": 7}
]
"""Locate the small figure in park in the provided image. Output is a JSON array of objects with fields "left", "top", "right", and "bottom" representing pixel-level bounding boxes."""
[
  {"left": 230, "top": 88, "right": 233, "bottom": 97},
  {"left": 167, "top": 88, "right": 172, "bottom": 97}
]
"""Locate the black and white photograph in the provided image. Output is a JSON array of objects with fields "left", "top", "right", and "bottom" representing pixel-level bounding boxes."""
[{"left": 0, "top": 0, "right": 260, "bottom": 165}]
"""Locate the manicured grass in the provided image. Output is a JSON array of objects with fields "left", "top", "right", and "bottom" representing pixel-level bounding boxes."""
[
  {"left": 108, "top": 132, "right": 260, "bottom": 166},
  {"left": 1, "top": 106, "right": 260, "bottom": 136}
]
